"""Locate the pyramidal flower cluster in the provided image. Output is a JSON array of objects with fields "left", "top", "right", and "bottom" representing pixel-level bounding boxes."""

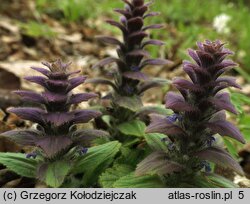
[
  {"left": 92, "top": 0, "right": 170, "bottom": 97},
  {"left": 138, "top": 40, "right": 245, "bottom": 181},
  {"left": 2, "top": 60, "right": 103, "bottom": 160}
]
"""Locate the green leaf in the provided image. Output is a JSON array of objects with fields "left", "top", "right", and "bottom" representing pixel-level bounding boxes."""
[
  {"left": 115, "top": 95, "right": 143, "bottom": 112},
  {"left": 117, "top": 120, "right": 146, "bottom": 137},
  {"left": 136, "top": 105, "right": 173, "bottom": 117},
  {"left": 206, "top": 174, "right": 238, "bottom": 188},
  {"left": 223, "top": 137, "right": 239, "bottom": 159},
  {"left": 38, "top": 160, "right": 71, "bottom": 188},
  {"left": 101, "top": 115, "right": 112, "bottom": 127},
  {"left": 180, "top": 175, "right": 215, "bottom": 188},
  {"left": 123, "top": 138, "right": 141, "bottom": 147},
  {"left": 242, "top": 128, "right": 250, "bottom": 142},
  {"left": 99, "top": 164, "right": 133, "bottom": 187},
  {"left": 92, "top": 137, "right": 111, "bottom": 146},
  {"left": 116, "top": 146, "right": 147, "bottom": 167},
  {"left": 0, "top": 153, "right": 38, "bottom": 178},
  {"left": 73, "top": 141, "right": 121, "bottom": 186},
  {"left": 189, "top": 173, "right": 238, "bottom": 188},
  {"left": 239, "top": 114, "right": 250, "bottom": 141},
  {"left": 113, "top": 173, "right": 164, "bottom": 188},
  {"left": 231, "top": 92, "right": 250, "bottom": 114},
  {"left": 145, "top": 133, "right": 168, "bottom": 151}
]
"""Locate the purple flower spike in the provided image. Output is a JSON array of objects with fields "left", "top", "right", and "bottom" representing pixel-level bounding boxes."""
[
  {"left": 92, "top": 0, "right": 169, "bottom": 97},
  {"left": 3, "top": 59, "right": 104, "bottom": 161},
  {"left": 146, "top": 40, "right": 245, "bottom": 177}
]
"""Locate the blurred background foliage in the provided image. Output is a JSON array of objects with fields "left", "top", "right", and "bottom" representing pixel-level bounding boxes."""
[{"left": 33, "top": 0, "right": 250, "bottom": 74}]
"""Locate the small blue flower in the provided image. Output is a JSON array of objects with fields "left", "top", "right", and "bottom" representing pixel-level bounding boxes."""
[
  {"left": 26, "top": 152, "right": 37, "bottom": 159},
  {"left": 120, "top": 16, "right": 127, "bottom": 25},
  {"left": 161, "top": 137, "right": 168, "bottom": 142},
  {"left": 124, "top": 84, "right": 134, "bottom": 94},
  {"left": 200, "top": 161, "right": 211, "bottom": 172},
  {"left": 131, "top": 66, "right": 140, "bottom": 72},
  {"left": 161, "top": 137, "right": 174, "bottom": 150},
  {"left": 79, "top": 147, "right": 88, "bottom": 155},
  {"left": 167, "top": 142, "right": 175, "bottom": 151},
  {"left": 206, "top": 136, "right": 216, "bottom": 147},
  {"left": 205, "top": 164, "right": 212, "bottom": 172},
  {"left": 166, "top": 113, "right": 182, "bottom": 123}
]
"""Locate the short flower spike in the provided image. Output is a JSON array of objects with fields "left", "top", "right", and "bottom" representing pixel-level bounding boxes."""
[{"left": 3, "top": 59, "right": 105, "bottom": 159}]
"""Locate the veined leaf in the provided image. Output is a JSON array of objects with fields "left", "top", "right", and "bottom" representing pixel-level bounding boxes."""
[
  {"left": 116, "top": 146, "right": 147, "bottom": 167},
  {"left": 188, "top": 173, "right": 238, "bottom": 188},
  {"left": 117, "top": 120, "right": 146, "bottom": 137},
  {"left": 73, "top": 141, "right": 121, "bottom": 186},
  {"left": 144, "top": 133, "right": 168, "bottom": 151},
  {"left": 113, "top": 173, "right": 164, "bottom": 188},
  {"left": 99, "top": 164, "right": 133, "bottom": 188},
  {"left": 190, "top": 173, "right": 238, "bottom": 188},
  {"left": 115, "top": 95, "right": 143, "bottom": 112},
  {"left": 37, "top": 160, "right": 71, "bottom": 188},
  {"left": 136, "top": 105, "right": 173, "bottom": 117},
  {"left": 0, "top": 153, "right": 38, "bottom": 178},
  {"left": 206, "top": 173, "right": 238, "bottom": 188}
]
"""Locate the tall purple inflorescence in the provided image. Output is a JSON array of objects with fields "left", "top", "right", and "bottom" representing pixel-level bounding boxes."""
[
  {"left": 138, "top": 40, "right": 245, "bottom": 183},
  {"left": 92, "top": 0, "right": 169, "bottom": 97},
  {"left": 2, "top": 60, "right": 102, "bottom": 160},
  {"left": 90, "top": 0, "right": 170, "bottom": 139}
]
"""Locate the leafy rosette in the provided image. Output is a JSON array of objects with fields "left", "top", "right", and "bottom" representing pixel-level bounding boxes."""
[
  {"left": 90, "top": 0, "right": 170, "bottom": 108},
  {"left": 1, "top": 60, "right": 104, "bottom": 160},
  {"left": 137, "top": 40, "right": 245, "bottom": 184}
]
